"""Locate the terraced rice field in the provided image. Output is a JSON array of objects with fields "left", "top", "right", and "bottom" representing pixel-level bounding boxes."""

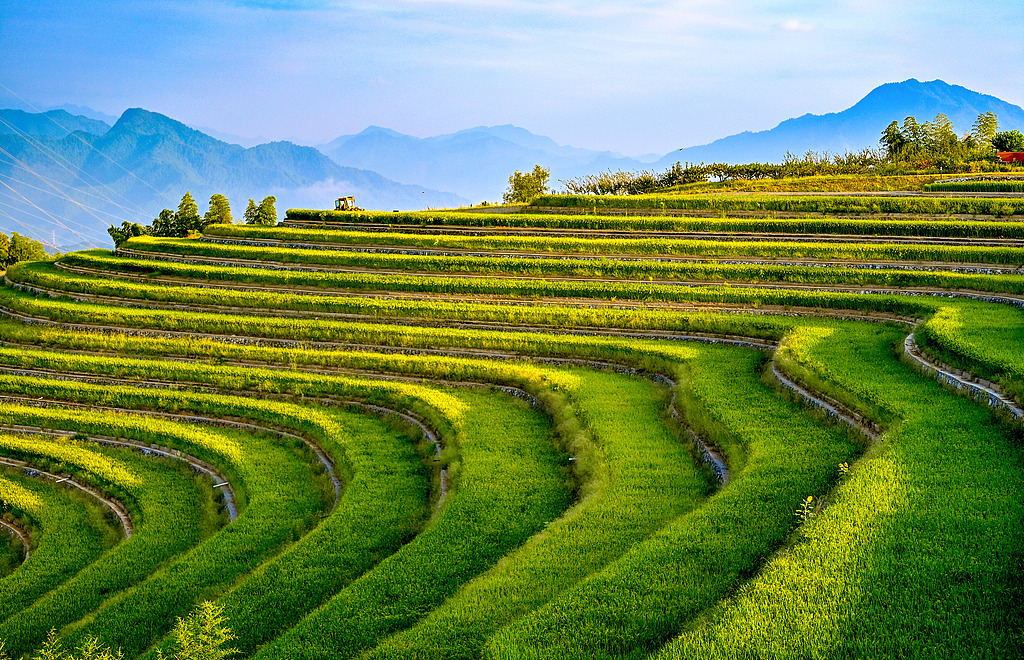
[{"left": 0, "top": 192, "right": 1021, "bottom": 658}]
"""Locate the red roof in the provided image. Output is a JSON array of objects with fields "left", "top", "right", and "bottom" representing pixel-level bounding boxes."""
[{"left": 996, "top": 152, "right": 1024, "bottom": 163}]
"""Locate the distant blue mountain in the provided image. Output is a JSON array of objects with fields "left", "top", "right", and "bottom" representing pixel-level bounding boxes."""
[
  {"left": 0, "top": 108, "right": 467, "bottom": 249},
  {"left": 46, "top": 104, "right": 121, "bottom": 126},
  {"left": 656, "top": 79, "right": 1024, "bottom": 167},
  {"left": 0, "top": 108, "right": 111, "bottom": 140},
  {"left": 320, "top": 125, "right": 646, "bottom": 203},
  {"left": 320, "top": 79, "right": 1024, "bottom": 202},
  {"left": 4, "top": 78, "right": 1021, "bottom": 249}
]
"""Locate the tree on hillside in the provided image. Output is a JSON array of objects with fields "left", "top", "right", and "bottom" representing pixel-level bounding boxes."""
[
  {"left": 900, "top": 116, "right": 926, "bottom": 154},
  {"left": 243, "top": 199, "right": 259, "bottom": 225},
  {"left": 992, "top": 130, "right": 1024, "bottom": 153},
  {"left": 176, "top": 191, "right": 202, "bottom": 234},
  {"left": 255, "top": 196, "right": 277, "bottom": 226},
  {"left": 152, "top": 208, "right": 177, "bottom": 236},
  {"left": 503, "top": 165, "right": 550, "bottom": 204},
  {"left": 971, "top": 111, "right": 999, "bottom": 145},
  {"left": 924, "top": 113, "right": 957, "bottom": 154},
  {"left": 878, "top": 112, "right": 1011, "bottom": 166},
  {"left": 108, "top": 221, "right": 151, "bottom": 248},
  {"left": 151, "top": 192, "right": 214, "bottom": 237},
  {"left": 880, "top": 121, "right": 909, "bottom": 160},
  {"left": 0, "top": 233, "right": 8, "bottom": 269},
  {"left": 6, "top": 232, "right": 48, "bottom": 267},
  {"left": 204, "top": 194, "right": 232, "bottom": 227}
]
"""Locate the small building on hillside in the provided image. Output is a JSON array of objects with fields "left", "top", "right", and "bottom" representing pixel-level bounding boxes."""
[{"left": 996, "top": 152, "right": 1024, "bottom": 163}]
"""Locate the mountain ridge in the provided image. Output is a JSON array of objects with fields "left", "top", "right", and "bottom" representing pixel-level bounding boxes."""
[
  {"left": 0, "top": 108, "right": 467, "bottom": 249},
  {"left": 318, "top": 79, "right": 1024, "bottom": 202},
  {"left": 2, "top": 78, "right": 1023, "bottom": 249},
  {"left": 656, "top": 79, "right": 1024, "bottom": 167}
]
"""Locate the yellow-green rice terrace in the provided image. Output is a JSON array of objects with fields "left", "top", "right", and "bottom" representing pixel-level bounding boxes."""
[{"left": 0, "top": 190, "right": 1021, "bottom": 659}]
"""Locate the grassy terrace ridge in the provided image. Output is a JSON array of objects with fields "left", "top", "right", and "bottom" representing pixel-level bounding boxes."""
[
  {"left": 282, "top": 209, "right": 1024, "bottom": 237},
  {"left": 0, "top": 472, "right": 119, "bottom": 623},
  {"left": 0, "top": 423, "right": 213, "bottom": 657},
  {"left": 924, "top": 180, "right": 1024, "bottom": 193},
  {"left": 67, "top": 248, "right": 1024, "bottom": 297},
  {"left": 1, "top": 271, "right": 1022, "bottom": 409},
  {"left": 128, "top": 234, "right": 1024, "bottom": 268},
  {"left": 1, "top": 178, "right": 1023, "bottom": 659},
  {"left": 8, "top": 259, "right": 952, "bottom": 319},
  {"left": 486, "top": 346, "right": 858, "bottom": 659},
  {"left": 251, "top": 390, "right": 570, "bottom": 660},
  {"left": 361, "top": 368, "right": 709, "bottom": 660},
  {"left": 656, "top": 322, "right": 1024, "bottom": 659},
  {"left": 528, "top": 193, "right": 1024, "bottom": 216}
]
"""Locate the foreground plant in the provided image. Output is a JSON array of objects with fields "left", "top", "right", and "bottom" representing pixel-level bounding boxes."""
[
  {"left": 157, "top": 602, "right": 237, "bottom": 660},
  {"left": 29, "top": 631, "right": 122, "bottom": 660}
]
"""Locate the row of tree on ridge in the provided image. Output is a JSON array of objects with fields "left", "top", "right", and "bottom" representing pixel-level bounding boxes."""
[{"left": 108, "top": 193, "right": 277, "bottom": 247}]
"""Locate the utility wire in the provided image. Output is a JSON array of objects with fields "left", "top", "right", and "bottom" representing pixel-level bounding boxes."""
[
  {"left": 0, "top": 171, "right": 138, "bottom": 225},
  {"left": 0, "top": 81, "right": 174, "bottom": 203},
  {"left": 0, "top": 189, "right": 109, "bottom": 238},
  {"left": 0, "top": 179, "right": 94, "bottom": 244},
  {"left": 0, "top": 114, "right": 153, "bottom": 219},
  {"left": 0, "top": 144, "right": 133, "bottom": 236}
]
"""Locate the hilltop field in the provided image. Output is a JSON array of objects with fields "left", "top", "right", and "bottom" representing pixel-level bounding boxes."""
[{"left": 0, "top": 173, "right": 1023, "bottom": 659}]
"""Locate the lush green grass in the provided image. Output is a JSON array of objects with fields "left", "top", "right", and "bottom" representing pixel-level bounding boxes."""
[
  {"left": 65, "top": 248, "right": 1024, "bottom": 296},
  {"left": 2, "top": 180, "right": 1023, "bottom": 659},
  {"left": 655, "top": 322, "right": 1024, "bottom": 659},
  {"left": 486, "top": 345, "right": 860, "bottom": 659},
  {"left": 0, "top": 423, "right": 212, "bottom": 657},
  {"left": 9, "top": 259, "right": 943, "bottom": 319},
  {"left": 186, "top": 411, "right": 429, "bottom": 657},
  {"left": 254, "top": 389, "right": 572, "bottom": 660},
  {"left": 131, "top": 231, "right": 1024, "bottom": 266},
  {"left": 530, "top": 193, "right": 1024, "bottom": 216},
  {"left": 4, "top": 265, "right": 1019, "bottom": 412},
  {"left": 361, "top": 369, "right": 710, "bottom": 660},
  {"left": 281, "top": 210, "right": 1024, "bottom": 237},
  {"left": 916, "top": 300, "right": 1024, "bottom": 403},
  {"left": 924, "top": 180, "right": 1024, "bottom": 193},
  {"left": 0, "top": 379, "right": 336, "bottom": 656},
  {"left": 0, "top": 531, "right": 18, "bottom": 580},
  {"left": 0, "top": 472, "right": 117, "bottom": 623}
]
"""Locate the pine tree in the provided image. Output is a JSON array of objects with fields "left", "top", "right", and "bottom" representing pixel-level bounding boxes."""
[
  {"left": 243, "top": 199, "right": 259, "bottom": 225},
  {"left": 174, "top": 191, "right": 202, "bottom": 235}
]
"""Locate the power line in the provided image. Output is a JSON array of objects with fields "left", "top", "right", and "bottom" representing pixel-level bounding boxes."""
[
  {"left": 0, "top": 179, "right": 94, "bottom": 244},
  {"left": 0, "top": 113, "right": 153, "bottom": 219},
  {"left": 0, "top": 81, "right": 174, "bottom": 203},
  {"left": 0, "top": 190, "right": 109, "bottom": 238},
  {"left": 0, "top": 170, "right": 140, "bottom": 225},
  {"left": 0, "top": 144, "right": 135, "bottom": 236}
]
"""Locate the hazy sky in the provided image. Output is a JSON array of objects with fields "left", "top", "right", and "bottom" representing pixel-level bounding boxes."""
[{"left": 1, "top": 0, "right": 1021, "bottom": 156}]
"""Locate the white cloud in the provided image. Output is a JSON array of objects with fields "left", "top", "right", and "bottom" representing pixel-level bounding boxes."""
[{"left": 779, "top": 18, "right": 816, "bottom": 32}]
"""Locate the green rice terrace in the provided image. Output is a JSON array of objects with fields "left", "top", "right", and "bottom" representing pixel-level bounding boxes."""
[{"left": 1, "top": 189, "right": 1023, "bottom": 659}]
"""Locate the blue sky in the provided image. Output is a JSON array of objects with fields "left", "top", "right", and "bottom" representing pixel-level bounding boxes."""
[{"left": 1, "top": 0, "right": 1021, "bottom": 155}]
